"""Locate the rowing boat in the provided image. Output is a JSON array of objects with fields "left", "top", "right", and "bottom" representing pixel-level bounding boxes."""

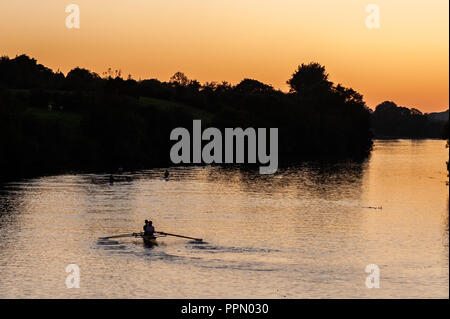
[
  {"left": 131, "top": 232, "right": 159, "bottom": 246},
  {"left": 100, "top": 231, "right": 202, "bottom": 246},
  {"left": 142, "top": 235, "right": 158, "bottom": 246}
]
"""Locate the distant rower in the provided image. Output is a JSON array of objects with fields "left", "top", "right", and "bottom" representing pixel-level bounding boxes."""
[
  {"left": 144, "top": 220, "right": 155, "bottom": 236},
  {"left": 143, "top": 220, "right": 149, "bottom": 232}
]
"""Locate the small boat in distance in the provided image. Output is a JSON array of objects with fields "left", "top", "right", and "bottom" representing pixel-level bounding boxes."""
[
  {"left": 162, "top": 169, "right": 170, "bottom": 181},
  {"left": 133, "top": 232, "right": 166, "bottom": 246},
  {"left": 100, "top": 231, "right": 203, "bottom": 246},
  {"left": 134, "top": 231, "right": 203, "bottom": 246}
]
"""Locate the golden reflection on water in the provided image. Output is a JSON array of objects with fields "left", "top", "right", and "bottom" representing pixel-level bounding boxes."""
[{"left": 0, "top": 140, "right": 448, "bottom": 298}]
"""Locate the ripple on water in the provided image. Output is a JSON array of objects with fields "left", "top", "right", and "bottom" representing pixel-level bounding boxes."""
[
  {"left": 1, "top": 141, "right": 448, "bottom": 298},
  {"left": 188, "top": 244, "right": 280, "bottom": 254}
]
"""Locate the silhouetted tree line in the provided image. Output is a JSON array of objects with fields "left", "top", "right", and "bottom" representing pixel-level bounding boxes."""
[
  {"left": 371, "top": 101, "right": 448, "bottom": 138},
  {"left": 1, "top": 55, "right": 375, "bottom": 180}
]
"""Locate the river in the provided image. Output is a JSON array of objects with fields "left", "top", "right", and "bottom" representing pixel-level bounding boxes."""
[{"left": 0, "top": 139, "right": 448, "bottom": 298}]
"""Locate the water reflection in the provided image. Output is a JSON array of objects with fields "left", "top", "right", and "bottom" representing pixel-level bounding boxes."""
[{"left": 0, "top": 140, "right": 448, "bottom": 298}]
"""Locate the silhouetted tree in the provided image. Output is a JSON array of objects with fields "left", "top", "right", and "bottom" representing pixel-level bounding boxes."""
[
  {"left": 0, "top": 54, "right": 58, "bottom": 88},
  {"left": 235, "top": 79, "right": 275, "bottom": 95},
  {"left": 66, "top": 67, "right": 100, "bottom": 90},
  {"left": 443, "top": 121, "right": 449, "bottom": 140},
  {"left": 287, "top": 62, "right": 332, "bottom": 96},
  {"left": 170, "top": 72, "right": 190, "bottom": 87},
  {"left": 371, "top": 101, "right": 446, "bottom": 138}
]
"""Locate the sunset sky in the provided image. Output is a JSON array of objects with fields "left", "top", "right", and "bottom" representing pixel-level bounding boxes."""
[{"left": 0, "top": 0, "right": 448, "bottom": 112}]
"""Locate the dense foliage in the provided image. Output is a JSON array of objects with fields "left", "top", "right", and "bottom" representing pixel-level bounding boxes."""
[
  {"left": 1, "top": 55, "right": 375, "bottom": 180},
  {"left": 371, "top": 101, "right": 447, "bottom": 138}
]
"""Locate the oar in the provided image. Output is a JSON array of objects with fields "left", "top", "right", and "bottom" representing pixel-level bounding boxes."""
[
  {"left": 156, "top": 231, "right": 203, "bottom": 242},
  {"left": 99, "top": 233, "right": 137, "bottom": 240}
]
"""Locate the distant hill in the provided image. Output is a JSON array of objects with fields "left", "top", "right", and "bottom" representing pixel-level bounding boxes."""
[{"left": 426, "top": 109, "right": 449, "bottom": 122}]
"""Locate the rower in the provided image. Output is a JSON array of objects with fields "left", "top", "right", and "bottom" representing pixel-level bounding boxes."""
[
  {"left": 145, "top": 221, "right": 155, "bottom": 236},
  {"left": 143, "top": 220, "right": 149, "bottom": 232}
]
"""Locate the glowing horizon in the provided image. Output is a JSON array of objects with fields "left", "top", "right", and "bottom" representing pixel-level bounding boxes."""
[{"left": 0, "top": 0, "right": 448, "bottom": 112}]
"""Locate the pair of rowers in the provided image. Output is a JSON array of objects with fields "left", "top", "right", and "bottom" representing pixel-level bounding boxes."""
[{"left": 143, "top": 220, "right": 155, "bottom": 236}]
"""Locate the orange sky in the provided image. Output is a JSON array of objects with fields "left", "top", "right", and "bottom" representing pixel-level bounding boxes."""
[{"left": 0, "top": 0, "right": 448, "bottom": 112}]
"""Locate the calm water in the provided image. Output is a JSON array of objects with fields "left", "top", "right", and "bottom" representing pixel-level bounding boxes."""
[{"left": 0, "top": 140, "right": 448, "bottom": 298}]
